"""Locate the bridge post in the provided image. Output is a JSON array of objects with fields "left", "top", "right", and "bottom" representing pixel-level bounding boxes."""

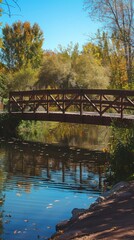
[
  {"left": 121, "top": 96, "right": 124, "bottom": 119},
  {"left": 32, "top": 94, "right": 36, "bottom": 113},
  {"left": 80, "top": 91, "right": 83, "bottom": 115},
  {"left": 46, "top": 93, "right": 49, "bottom": 114},
  {"left": 8, "top": 93, "right": 11, "bottom": 113},
  {"left": 62, "top": 93, "right": 65, "bottom": 114},
  {"left": 100, "top": 94, "right": 102, "bottom": 117},
  {"left": 20, "top": 94, "right": 24, "bottom": 113}
]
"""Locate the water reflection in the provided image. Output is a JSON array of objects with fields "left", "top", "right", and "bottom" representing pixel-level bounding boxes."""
[
  {"left": 0, "top": 138, "right": 109, "bottom": 239},
  {"left": 3, "top": 139, "right": 109, "bottom": 190},
  {"left": 18, "top": 122, "right": 110, "bottom": 150}
]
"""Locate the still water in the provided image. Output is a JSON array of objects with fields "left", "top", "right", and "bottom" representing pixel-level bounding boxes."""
[{"left": 0, "top": 138, "right": 108, "bottom": 240}]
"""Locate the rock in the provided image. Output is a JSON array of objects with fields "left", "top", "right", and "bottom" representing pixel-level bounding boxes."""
[
  {"left": 102, "top": 181, "right": 129, "bottom": 198},
  {"left": 111, "top": 181, "right": 129, "bottom": 191},
  {"left": 56, "top": 220, "right": 70, "bottom": 231},
  {"left": 71, "top": 208, "right": 86, "bottom": 218},
  {"left": 117, "top": 191, "right": 133, "bottom": 200},
  {"left": 96, "top": 196, "right": 105, "bottom": 203}
]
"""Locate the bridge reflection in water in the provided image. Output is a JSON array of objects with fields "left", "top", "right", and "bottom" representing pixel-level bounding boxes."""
[
  {"left": 5, "top": 140, "right": 109, "bottom": 191},
  {"left": 9, "top": 89, "right": 134, "bottom": 126}
]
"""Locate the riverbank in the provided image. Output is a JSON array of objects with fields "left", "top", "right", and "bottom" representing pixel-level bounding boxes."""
[{"left": 50, "top": 181, "right": 134, "bottom": 240}]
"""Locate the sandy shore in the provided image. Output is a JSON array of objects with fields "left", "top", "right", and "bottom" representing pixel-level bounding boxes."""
[{"left": 50, "top": 181, "right": 134, "bottom": 240}]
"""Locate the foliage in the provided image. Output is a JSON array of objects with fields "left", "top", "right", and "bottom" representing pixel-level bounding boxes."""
[
  {"left": 110, "top": 123, "right": 134, "bottom": 149},
  {"left": 110, "top": 138, "right": 134, "bottom": 181},
  {"left": 74, "top": 51, "right": 109, "bottom": 88},
  {"left": 83, "top": 41, "right": 103, "bottom": 65},
  {"left": 0, "top": 113, "right": 20, "bottom": 137},
  {"left": 36, "top": 43, "right": 109, "bottom": 89},
  {"left": 18, "top": 121, "right": 59, "bottom": 143},
  {"left": 92, "top": 30, "right": 131, "bottom": 89},
  {"left": 18, "top": 120, "right": 109, "bottom": 149},
  {"left": 0, "top": 73, "right": 9, "bottom": 97},
  {"left": 84, "top": 0, "right": 134, "bottom": 85},
  {"left": 108, "top": 36, "right": 128, "bottom": 88},
  {"left": 1, "top": 21, "right": 44, "bottom": 70},
  {"left": 7, "top": 66, "right": 39, "bottom": 91},
  {"left": 36, "top": 50, "right": 73, "bottom": 89},
  {"left": 110, "top": 125, "right": 134, "bottom": 182},
  {"left": 0, "top": 66, "right": 39, "bottom": 95}
]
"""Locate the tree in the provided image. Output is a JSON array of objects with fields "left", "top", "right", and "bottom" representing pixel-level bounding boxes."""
[
  {"left": 92, "top": 30, "right": 128, "bottom": 88},
  {"left": 110, "top": 124, "right": 134, "bottom": 181},
  {"left": 0, "top": 73, "right": 9, "bottom": 97},
  {"left": 36, "top": 50, "right": 75, "bottom": 89},
  {"left": 74, "top": 51, "right": 109, "bottom": 89},
  {"left": 0, "top": 0, "right": 2, "bottom": 48},
  {"left": 0, "top": 0, "right": 21, "bottom": 17},
  {"left": 1, "top": 21, "right": 44, "bottom": 70},
  {"left": 9, "top": 67, "right": 39, "bottom": 91},
  {"left": 0, "top": 0, "right": 21, "bottom": 48},
  {"left": 84, "top": 0, "right": 134, "bottom": 85},
  {"left": 36, "top": 43, "right": 109, "bottom": 89},
  {"left": 109, "top": 33, "right": 128, "bottom": 88}
]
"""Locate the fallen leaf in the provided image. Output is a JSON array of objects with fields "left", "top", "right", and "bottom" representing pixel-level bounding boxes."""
[
  {"left": 46, "top": 206, "right": 52, "bottom": 209},
  {"left": 16, "top": 193, "right": 21, "bottom": 197},
  {"left": 47, "top": 226, "right": 51, "bottom": 229},
  {"left": 24, "top": 219, "right": 29, "bottom": 222}
]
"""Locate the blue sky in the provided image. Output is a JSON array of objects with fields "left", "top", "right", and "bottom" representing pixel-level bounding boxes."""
[{"left": 1, "top": 0, "right": 100, "bottom": 51}]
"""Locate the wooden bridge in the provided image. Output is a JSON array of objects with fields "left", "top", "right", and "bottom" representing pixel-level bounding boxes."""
[{"left": 8, "top": 89, "right": 134, "bottom": 126}]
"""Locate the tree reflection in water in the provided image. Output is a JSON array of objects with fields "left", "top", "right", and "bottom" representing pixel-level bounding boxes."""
[{"left": 18, "top": 122, "right": 110, "bottom": 150}]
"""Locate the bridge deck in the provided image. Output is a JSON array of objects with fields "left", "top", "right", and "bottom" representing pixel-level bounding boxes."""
[{"left": 10, "top": 111, "right": 134, "bottom": 126}]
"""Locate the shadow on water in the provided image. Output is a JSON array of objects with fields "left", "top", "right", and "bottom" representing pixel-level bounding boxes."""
[{"left": 0, "top": 138, "right": 110, "bottom": 240}]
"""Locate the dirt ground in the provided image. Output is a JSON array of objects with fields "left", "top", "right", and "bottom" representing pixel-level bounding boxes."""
[{"left": 50, "top": 181, "right": 134, "bottom": 240}]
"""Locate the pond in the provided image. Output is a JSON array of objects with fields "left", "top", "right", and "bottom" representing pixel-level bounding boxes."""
[{"left": 0, "top": 138, "right": 109, "bottom": 240}]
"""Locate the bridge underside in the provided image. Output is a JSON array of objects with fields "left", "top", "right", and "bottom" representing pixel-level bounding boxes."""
[{"left": 10, "top": 112, "right": 133, "bottom": 127}]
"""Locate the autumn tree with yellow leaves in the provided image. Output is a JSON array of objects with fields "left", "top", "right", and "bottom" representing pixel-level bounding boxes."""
[
  {"left": 1, "top": 21, "right": 44, "bottom": 70},
  {"left": 84, "top": 0, "right": 134, "bottom": 86}
]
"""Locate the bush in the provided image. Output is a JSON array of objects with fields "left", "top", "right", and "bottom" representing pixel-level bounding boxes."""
[
  {"left": 110, "top": 137, "right": 134, "bottom": 181},
  {"left": 0, "top": 114, "right": 20, "bottom": 137}
]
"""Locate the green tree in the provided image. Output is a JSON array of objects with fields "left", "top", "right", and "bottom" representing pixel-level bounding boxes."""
[
  {"left": 73, "top": 51, "right": 109, "bottom": 88},
  {"left": 110, "top": 33, "right": 128, "bottom": 88},
  {"left": 110, "top": 125, "right": 134, "bottom": 182},
  {"left": 94, "top": 30, "right": 128, "bottom": 88},
  {"left": 4, "top": 66, "right": 39, "bottom": 92},
  {"left": 0, "top": 73, "right": 9, "bottom": 98},
  {"left": 36, "top": 44, "right": 79, "bottom": 89},
  {"left": 83, "top": 41, "right": 103, "bottom": 65},
  {"left": 84, "top": 0, "right": 134, "bottom": 85},
  {"left": 1, "top": 21, "right": 44, "bottom": 70},
  {"left": 36, "top": 43, "right": 109, "bottom": 89}
]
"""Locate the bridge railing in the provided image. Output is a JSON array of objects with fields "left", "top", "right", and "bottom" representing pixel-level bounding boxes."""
[{"left": 9, "top": 89, "right": 134, "bottom": 119}]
